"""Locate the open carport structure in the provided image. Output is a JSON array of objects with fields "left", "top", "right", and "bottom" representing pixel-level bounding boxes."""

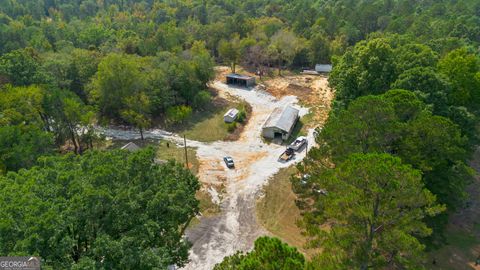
[{"left": 226, "top": 73, "right": 256, "bottom": 87}]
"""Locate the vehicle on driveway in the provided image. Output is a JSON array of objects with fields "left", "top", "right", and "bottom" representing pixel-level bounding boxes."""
[
  {"left": 278, "top": 147, "right": 295, "bottom": 162},
  {"left": 289, "top": 136, "right": 307, "bottom": 151},
  {"left": 223, "top": 156, "right": 235, "bottom": 168}
]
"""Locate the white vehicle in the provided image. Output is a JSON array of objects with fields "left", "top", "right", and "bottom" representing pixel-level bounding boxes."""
[
  {"left": 289, "top": 136, "right": 307, "bottom": 151},
  {"left": 223, "top": 156, "right": 235, "bottom": 168}
]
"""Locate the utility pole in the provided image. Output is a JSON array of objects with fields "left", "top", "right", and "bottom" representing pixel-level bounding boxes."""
[
  {"left": 184, "top": 135, "right": 189, "bottom": 169},
  {"left": 304, "top": 140, "right": 309, "bottom": 173}
]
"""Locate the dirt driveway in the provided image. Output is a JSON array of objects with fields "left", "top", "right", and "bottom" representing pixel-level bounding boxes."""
[
  {"left": 181, "top": 81, "right": 315, "bottom": 270},
  {"left": 102, "top": 77, "right": 330, "bottom": 270}
]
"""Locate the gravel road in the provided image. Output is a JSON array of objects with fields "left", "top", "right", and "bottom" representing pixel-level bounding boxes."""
[{"left": 103, "top": 82, "right": 316, "bottom": 270}]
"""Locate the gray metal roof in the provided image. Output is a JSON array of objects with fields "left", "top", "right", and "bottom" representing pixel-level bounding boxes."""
[
  {"left": 263, "top": 106, "right": 299, "bottom": 132},
  {"left": 226, "top": 73, "right": 254, "bottom": 80},
  {"left": 121, "top": 142, "right": 140, "bottom": 152},
  {"left": 224, "top": 108, "right": 239, "bottom": 118},
  {"left": 315, "top": 64, "right": 333, "bottom": 73}
]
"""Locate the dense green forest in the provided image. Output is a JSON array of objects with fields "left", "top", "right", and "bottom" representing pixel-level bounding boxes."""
[
  {"left": 1, "top": 0, "right": 479, "bottom": 161},
  {"left": 0, "top": 150, "right": 199, "bottom": 269},
  {"left": 1, "top": 0, "right": 479, "bottom": 59},
  {"left": 1, "top": 0, "right": 479, "bottom": 269}
]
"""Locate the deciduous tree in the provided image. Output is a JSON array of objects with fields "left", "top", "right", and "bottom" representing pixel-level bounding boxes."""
[
  {"left": 0, "top": 125, "right": 53, "bottom": 172},
  {"left": 438, "top": 48, "right": 480, "bottom": 109},
  {"left": 330, "top": 38, "right": 396, "bottom": 103},
  {"left": 121, "top": 92, "right": 151, "bottom": 140},
  {"left": 0, "top": 149, "right": 199, "bottom": 269},
  {"left": 313, "top": 90, "right": 471, "bottom": 213},
  {"left": 267, "top": 29, "right": 302, "bottom": 74},
  {"left": 0, "top": 48, "right": 49, "bottom": 86},
  {"left": 218, "top": 36, "right": 241, "bottom": 73},
  {"left": 89, "top": 53, "right": 145, "bottom": 119}
]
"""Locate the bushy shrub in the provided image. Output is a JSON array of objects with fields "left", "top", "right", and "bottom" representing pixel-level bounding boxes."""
[
  {"left": 167, "top": 105, "right": 192, "bottom": 123},
  {"left": 226, "top": 122, "right": 237, "bottom": 132},
  {"left": 193, "top": 90, "right": 212, "bottom": 109},
  {"left": 235, "top": 105, "right": 247, "bottom": 123}
]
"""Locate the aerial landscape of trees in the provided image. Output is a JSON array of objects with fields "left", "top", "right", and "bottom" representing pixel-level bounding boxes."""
[
  {"left": 0, "top": 0, "right": 479, "bottom": 269},
  {"left": 304, "top": 153, "right": 443, "bottom": 269},
  {"left": 290, "top": 30, "right": 478, "bottom": 270},
  {"left": 0, "top": 149, "right": 199, "bottom": 269}
]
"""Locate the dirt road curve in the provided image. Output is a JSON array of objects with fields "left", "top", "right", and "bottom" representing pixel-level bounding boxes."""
[{"left": 103, "top": 81, "right": 318, "bottom": 270}]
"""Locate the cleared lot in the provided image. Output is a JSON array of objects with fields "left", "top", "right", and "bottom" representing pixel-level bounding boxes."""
[{"left": 102, "top": 74, "right": 332, "bottom": 270}]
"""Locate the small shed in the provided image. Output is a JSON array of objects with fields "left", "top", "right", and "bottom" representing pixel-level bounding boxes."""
[
  {"left": 262, "top": 106, "right": 300, "bottom": 140},
  {"left": 315, "top": 64, "right": 333, "bottom": 73},
  {"left": 224, "top": 108, "right": 239, "bottom": 123},
  {"left": 121, "top": 142, "right": 140, "bottom": 152},
  {"left": 226, "top": 73, "right": 256, "bottom": 87}
]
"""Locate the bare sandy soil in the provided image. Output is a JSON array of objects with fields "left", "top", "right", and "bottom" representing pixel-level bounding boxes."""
[
  {"left": 102, "top": 75, "right": 331, "bottom": 270},
  {"left": 263, "top": 74, "right": 334, "bottom": 128}
]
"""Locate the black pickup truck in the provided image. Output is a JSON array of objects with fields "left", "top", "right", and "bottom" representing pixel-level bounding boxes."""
[{"left": 278, "top": 147, "right": 295, "bottom": 162}]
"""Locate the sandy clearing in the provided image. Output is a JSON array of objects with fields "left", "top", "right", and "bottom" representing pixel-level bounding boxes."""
[
  {"left": 102, "top": 79, "right": 326, "bottom": 270},
  {"left": 183, "top": 82, "right": 316, "bottom": 270},
  {"left": 261, "top": 75, "right": 334, "bottom": 129}
]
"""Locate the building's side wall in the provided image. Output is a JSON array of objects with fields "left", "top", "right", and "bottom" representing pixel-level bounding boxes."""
[
  {"left": 262, "top": 115, "right": 299, "bottom": 140},
  {"left": 224, "top": 116, "right": 234, "bottom": 123},
  {"left": 227, "top": 76, "right": 255, "bottom": 87},
  {"left": 263, "top": 126, "right": 288, "bottom": 139},
  {"left": 246, "top": 78, "right": 256, "bottom": 87},
  {"left": 262, "top": 127, "right": 276, "bottom": 139}
]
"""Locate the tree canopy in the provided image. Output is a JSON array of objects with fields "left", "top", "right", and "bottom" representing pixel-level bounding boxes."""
[
  {"left": 303, "top": 153, "right": 443, "bottom": 270},
  {"left": 314, "top": 90, "right": 471, "bottom": 211},
  {"left": 214, "top": 237, "right": 305, "bottom": 270},
  {"left": 0, "top": 149, "right": 200, "bottom": 269},
  {"left": 0, "top": 0, "right": 479, "bottom": 268}
]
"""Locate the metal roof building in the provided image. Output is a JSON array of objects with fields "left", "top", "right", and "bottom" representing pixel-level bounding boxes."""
[
  {"left": 315, "top": 64, "right": 333, "bottom": 73},
  {"left": 224, "top": 108, "right": 239, "bottom": 123},
  {"left": 226, "top": 73, "right": 256, "bottom": 87},
  {"left": 121, "top": 142, "right": 140, "bottom": 152},
  {"left": 262, "top": 106, "right": 300, "bottom": 140}
]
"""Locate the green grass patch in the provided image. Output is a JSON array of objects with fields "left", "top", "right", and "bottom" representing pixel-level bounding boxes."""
[
  {"left": 197, "top": 189, "right": 221, "bottom": 217},
  {"left": 109, "top": 139, "right": 199, "bottom": 174},
  {"left": 188, "top": 189, "right": 222, "bottom": 229},
  {"left": 426, "top": 227, "right": 480, "bottom": 269},
  {"left": 156, "top": 141, "right": 199, "bottom": 174},
  {"left": 286, "top": 119, "right": 307, "bottom": 144},
  {"left": 446, "top": 230, "right": 478, "bottom": 252},
  {"left": 185, "top": 113, "right": 230, "bottom": 142},
  {"left": 425, "top": 149, "right": 480, "bottom": 269},
  {"left": 257, "top": 166, "right": 315, "bottom": 258},
  {"left": 168, "top": 99, "right": 247, "bottom": 142},
  {"left": 301, "top": 108, "right": 318, "bottom": 129}
]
